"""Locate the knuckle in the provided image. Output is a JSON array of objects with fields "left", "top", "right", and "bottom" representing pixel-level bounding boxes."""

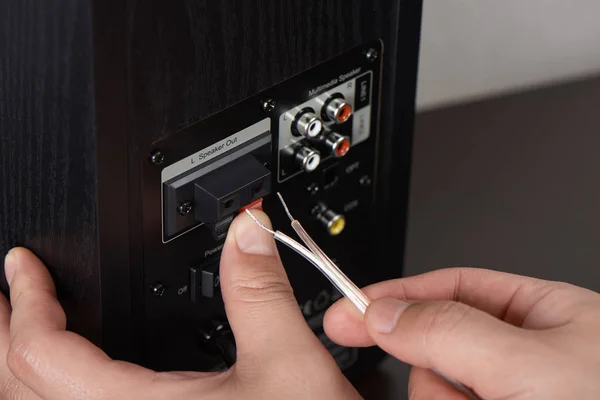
[
  {"left": 407, "top": 369, "right": 431, "bottom": 400},
  {"left": 229, "top": 271, "right": 294, "bottom": 305},
  {"left": 407, "top": 371, "right": 419, "bottom": 400},
  {"left": 2, "top": 374, "right": 25, "bottom": 400},
  {"left": 12, "top": 284, "right": 57, "bottom": 314},
  {"left": 7, "top": 334, "right": 40, "bottom": 380},
  {"left": 407, "top": 386, "right": 422, "bottom": 400},
  {"left": 420, "top": 302, "right": 474, "bottom": 351},
  {"left": 11, "top": 274, "right": 56, "bottom": 302}
]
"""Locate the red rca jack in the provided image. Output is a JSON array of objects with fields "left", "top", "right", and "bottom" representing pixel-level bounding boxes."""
[
  {"left": 324, "top": 132, "right": 351, "bottom": 158},
  {"left": 292, "top": 108, "right": 324, "bottom": 139},
  {"left": 323, "top": 96, "right": 353, "bottom": 124}
]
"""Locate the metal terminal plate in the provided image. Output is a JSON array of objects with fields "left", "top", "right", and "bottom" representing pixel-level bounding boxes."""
[
  {"left": 277, "top": 71, "right": 374, "bottom": 183},
  {"left": 160, "top": 118, "right": 271, "bottom": 243}
]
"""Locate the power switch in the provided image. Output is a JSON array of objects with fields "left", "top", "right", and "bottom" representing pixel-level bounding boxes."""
[{"left": 190, "top": 259, "right": 221, "bottom": 302}]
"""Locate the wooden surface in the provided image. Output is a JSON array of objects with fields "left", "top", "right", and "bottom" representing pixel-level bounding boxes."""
[
  {"left": 120, "top": 0, "right": 419, "bottom": 375},
  {"left": 127, "top": 0, "right": 393, "bottom": 143},
  {"left": 359, "top": 75, "right": 600, "bottom": 399},
  {"left": 0, "top": 0, "right": 420, "bottom": 376},
  {"left": 1, "top": 0, "right": 418, "bottom": 364},
  {"left": 0, "top": 0, "right": 101, "bottom": 343}
]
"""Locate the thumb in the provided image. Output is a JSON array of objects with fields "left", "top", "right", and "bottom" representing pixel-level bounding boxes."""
[
  {"left": 364, "top": 297, "right": 536, "bottom": 391},
  {"left": 219, "top": 211, "right": 325, "bottom": 364}
]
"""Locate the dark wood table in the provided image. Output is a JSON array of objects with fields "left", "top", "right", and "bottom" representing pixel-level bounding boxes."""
[{"left": 358, "top": 75, "right": 600, "bottom": 399}]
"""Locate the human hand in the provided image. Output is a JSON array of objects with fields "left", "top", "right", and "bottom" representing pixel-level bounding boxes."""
[
  {"left": 324, "top": 267, "right": 600, "bottom": 399},
  {"left": 0, "top": 211, "right": 361, "bottom": 399}
]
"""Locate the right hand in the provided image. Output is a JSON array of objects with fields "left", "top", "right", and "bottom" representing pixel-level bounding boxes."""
[{"left": 324, "top": 267, "right": 600, "bottom": 399}]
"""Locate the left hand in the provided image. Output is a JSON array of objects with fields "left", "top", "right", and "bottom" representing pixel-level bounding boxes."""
[{"left": 0, "top": 211, "right": 361, "bottom": 400}]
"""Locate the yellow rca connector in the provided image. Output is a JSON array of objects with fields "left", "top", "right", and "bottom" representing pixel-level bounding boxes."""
[
  {"left": 326, "top": 213, "right": 346, "bottom": 236},
  {"left": 315, "top": 204, "right": 346, "bottom": 236}
]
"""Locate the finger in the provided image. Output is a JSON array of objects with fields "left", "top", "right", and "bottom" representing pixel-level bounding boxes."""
[
  {"left": 324, "top": 267, "right": 554, "bottom": 347},
  {"left": 323, "top": 295, "right": 372, "bottom": 347},
  {"left": 0, "top": 289, "right": 12, "bottom": 348},
  {"left": 408, "top": 367, "right": 470, "bottom": 400},
  {"left": 0, "top": 292, "right": 14, "bottom": 378},
  {"left": 4, "top": 248, "right": 162, "bottom": 400},
  {"left": 0, "top": 274, "right": 39, "bottom": 400},
  {"left": 219, "top": 211, "right": 335, "bottom": 367},
  {"left": 5, "top": 248, "right": 65, "bottom": 337},
  {"left": 364, "top": 297, "right": 539, "bottom": 393}
]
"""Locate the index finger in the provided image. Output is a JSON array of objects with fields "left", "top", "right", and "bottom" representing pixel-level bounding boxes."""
[
  {"left": 324, "top": 267, "right": 552, "bottom": 347},
  {"left": 6, "top": 248, "right": 65, "bottom": 337},
  {"left": 4, "top": 248, "right": 161, "bottom": 400}
]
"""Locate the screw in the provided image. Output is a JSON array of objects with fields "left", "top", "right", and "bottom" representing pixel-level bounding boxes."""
[
  {"left": 151, "top": 282, "right": 166, "bottom": 297},
  {"left": 178, "top": 201, "right": 193, "bottom": 216},
  {"left": 311, "top": 204, "right": 324, "bottom": 218},
  {"left": 359, "top": 175, "right": 372, "bottom": 187},
  {"left": 306, "top": 183, "right": 320, "bottom": 196},
  {"left": 262, "top": 98, "right": 276, "bottom": 112},
  {"left": 365, "top": 48, "right": 378, "bottom": 62},
  {"left": 149, "top": 150, "right": 165, "bottom": 165}
]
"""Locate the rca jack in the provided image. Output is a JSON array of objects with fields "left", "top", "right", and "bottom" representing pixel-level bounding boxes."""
[
  {"left": 295, "top": 146, "right": 321, "bottom": 173},
  {"left": 293, "top": 109, "right": 324, "bottom": 139},
  {"left": 323, "top": 96, "right": 353, "bottom": 124},
  {"left": 314, "top": 204, "right": 346, "bottom": 236},
  {"left": 324, "top": 132, "right": 351, "bottom": 158}
]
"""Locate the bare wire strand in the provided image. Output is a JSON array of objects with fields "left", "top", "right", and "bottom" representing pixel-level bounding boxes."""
[
  {"left": 245, "top": 201, "right": 370, "bottom": 314},
  {"left": 246, "top": 203, "right": 478, "bottom": 398},
  {"left": 244, "top": 209, "right": 275, "bottom": 235},
  {"left": 276, "top": 192, "right": 295, "bottom": 222}
]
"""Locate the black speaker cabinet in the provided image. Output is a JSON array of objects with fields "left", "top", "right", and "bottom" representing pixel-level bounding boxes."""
[{"left": 0, "top": 0, "right": 422, "bottom": 385}]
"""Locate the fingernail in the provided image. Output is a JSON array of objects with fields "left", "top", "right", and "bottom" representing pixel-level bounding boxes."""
[
  {"left": 367, "top": 298, "right": 410, "bottom": 334},
  {"left": 234, "top": 213, "right": 276, "bottom": 255},
  {"left": 4, "top": 249, "right": 17, "bottom": 285}
]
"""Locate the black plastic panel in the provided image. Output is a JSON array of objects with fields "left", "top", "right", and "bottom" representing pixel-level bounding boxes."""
[{"left": 141, "top": 39, "right": 383, "bottom": 372}]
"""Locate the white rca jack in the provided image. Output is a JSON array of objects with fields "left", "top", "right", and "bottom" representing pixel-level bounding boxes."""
[
  {"left": 293, "top": 109, "right": 324, "bottom": 139},
  {"left": 295, "top": 146, "right": 321, "bottom": 173}
]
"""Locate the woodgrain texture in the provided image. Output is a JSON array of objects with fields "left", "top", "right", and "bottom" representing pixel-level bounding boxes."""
[
  {"left": 0, "top": 0, "right": 421, "bottom": 369},
  {"left": 0, "top": 0, "right": 101, "bottom": 343},
  {"left": 128, "top": 0, "right": 388, "bottom": 143}
]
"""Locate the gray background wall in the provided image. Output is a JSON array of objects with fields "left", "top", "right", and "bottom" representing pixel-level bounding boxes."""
[
  {"left": 361, "top": 4, "right": 600, "bottom": 398},
  {"left": 416, "top": 1, "right": 600, "bottom": 110}
]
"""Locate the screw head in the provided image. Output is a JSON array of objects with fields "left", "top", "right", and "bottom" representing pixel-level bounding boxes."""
[
  {"left": 365, "top": 48, "right": 378, "bottom": 62},
  {"left": 149, "top": 150, "right": 165, "bottom": 165},
  {"left": 178, "top": 201, "right": 193, "bottom": 216},
  {"left": 311, "top": 204, "right": 324, "bottom": 217},
  {"left": 306, "top": 183, "right": 320, "bottom": 196},
  {"left": 262, "top": 98, "right": 276, "bottom": 112},
  {"left": 359, "top": 175, "right": 372, "bottom": 187},
  {"left": 151, "top": 282, "right": 166, "bottom": 297}
]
